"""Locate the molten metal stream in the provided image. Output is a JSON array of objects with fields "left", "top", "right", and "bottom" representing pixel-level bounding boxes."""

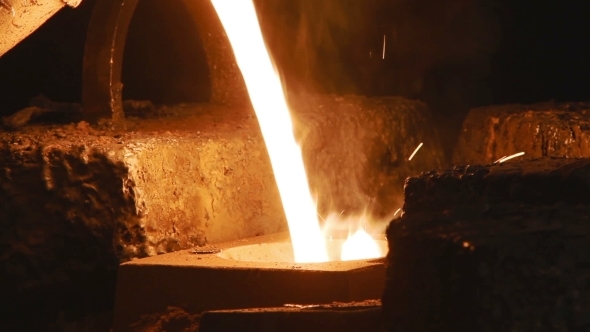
[{"left": 211, "top": 0, "right": 328, "bottom": 263}]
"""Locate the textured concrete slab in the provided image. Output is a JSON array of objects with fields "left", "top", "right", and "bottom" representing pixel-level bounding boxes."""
[{"left": 113, "top": 233, "right": 386, "bottom": 331}]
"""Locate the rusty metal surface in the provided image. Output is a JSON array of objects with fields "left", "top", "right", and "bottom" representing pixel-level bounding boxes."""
[
  {"left": 82, "top": 0, "right": 248, "bottom": 124},
  {"left": 384, "top": 157, "right": 590, "bottom": 331},
  {"left": 82, "top": 0, "right": 139, "bottom": 123},
  {"left": 0, "top": 0, "right": 81, "bottom": 57}
]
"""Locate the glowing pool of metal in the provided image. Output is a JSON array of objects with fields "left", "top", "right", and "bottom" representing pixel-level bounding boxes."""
[{"left": 218, "top": 239, "right": 388, "bottom": 263}]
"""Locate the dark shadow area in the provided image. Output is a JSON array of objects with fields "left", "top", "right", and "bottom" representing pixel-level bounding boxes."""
[
  {"left": 121, "top": 0, "right": 210, "bottom": 104},
  {"left": 489, "top": 0, "right": 590, "bottom": 104}
]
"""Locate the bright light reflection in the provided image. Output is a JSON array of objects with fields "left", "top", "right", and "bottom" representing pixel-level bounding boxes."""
[
  {"left": 341, "top": 228, "right": 382, "bottom": 261},
  {"left": 408, "top": 142, "right": 423, "bottom": 161}
]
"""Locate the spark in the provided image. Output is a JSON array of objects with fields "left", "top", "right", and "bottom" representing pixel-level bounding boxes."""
[
  {"left": 495, "top": 151, "right": 525, "bottom": 163},
  {"left": 382, "top": 34, "right": 386, "bottom": 59},
  {"left": 408, "top": 142, "right": 423, "bottom": 161},
  {"left": 393, "top": 208, "right": 401, "bottom": 217},
  {"left": 494, "top": 155, "right": 506, "bottom": 163}
]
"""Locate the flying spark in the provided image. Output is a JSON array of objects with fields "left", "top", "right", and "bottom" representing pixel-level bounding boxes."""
[
  {"left": 408, "top": 143, "right": 423, "bottom": 161},
  {"left": 382, "top": 34, "right": 386, "bottom": 59},
  {"left": 495, "top": 151, "right": 525, "bottom": 163}
]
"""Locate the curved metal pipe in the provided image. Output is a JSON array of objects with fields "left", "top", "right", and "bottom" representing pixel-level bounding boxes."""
[
  {"left": 82, "top": 0, "right": 248, "bottom": 124},
  {"left": 82, "top": 0, "right": 138, "bottom": 124}
]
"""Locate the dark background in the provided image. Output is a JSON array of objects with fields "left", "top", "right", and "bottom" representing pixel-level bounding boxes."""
[{"left": 0, "top": 0, "right": 588, "bottom": 155}]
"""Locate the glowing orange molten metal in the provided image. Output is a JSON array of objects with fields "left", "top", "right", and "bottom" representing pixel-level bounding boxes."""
[
  {"left": 212, "top": 0, "right": 382, "bottom": 263},
  {"left": 211, "top": 0, "right": 327, "bottom": 263}
]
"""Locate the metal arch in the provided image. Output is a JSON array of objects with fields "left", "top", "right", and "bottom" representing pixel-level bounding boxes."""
[
  {"left": 82, "top": 0, "right": 139, "bottom": 124},
  {"left": 81, "top": 0, "right": 249, "bottom": 125}
]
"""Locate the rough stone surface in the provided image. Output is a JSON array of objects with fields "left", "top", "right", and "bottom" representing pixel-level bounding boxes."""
[
  {"left": 0, "top": 104, "right": 280, "bottom": 330},
  {"left": 454, "top": 101, "right": 590, "bottom": 165},
  {"left": 0, "top": 94, "right": 442, "bottom": 329},
  {"left": 383, "top": 157, "right": 590, "bottom": 331},
  {"left": 403, "top": 157, "right": 590, "bottom": 222}
]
